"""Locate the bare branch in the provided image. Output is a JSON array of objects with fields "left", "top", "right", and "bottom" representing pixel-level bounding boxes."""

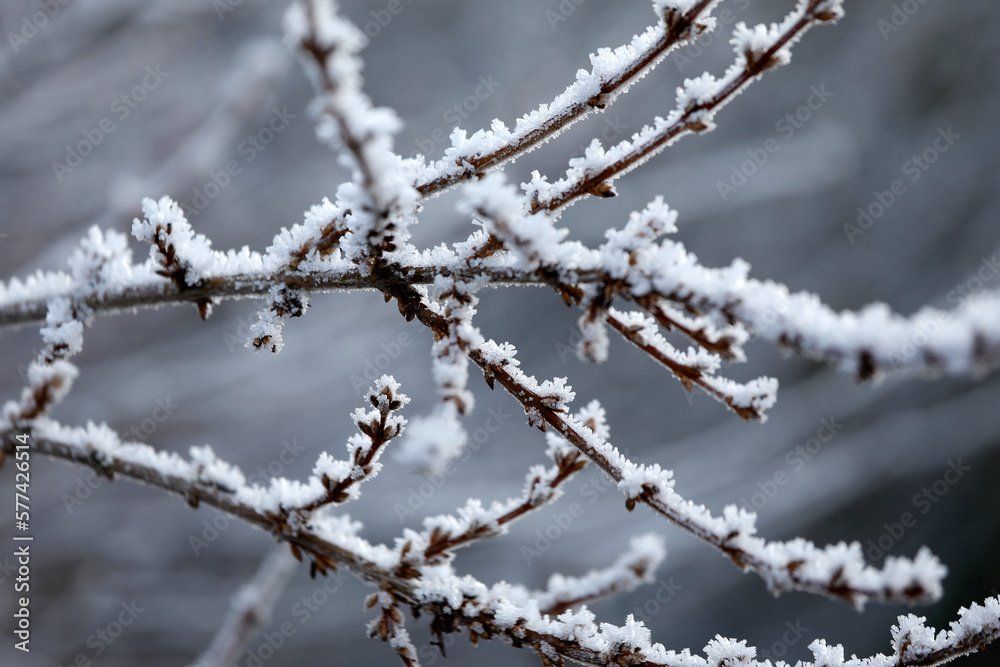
[{"left": 189, "top": 546, "right": 298, "bottom": 667}]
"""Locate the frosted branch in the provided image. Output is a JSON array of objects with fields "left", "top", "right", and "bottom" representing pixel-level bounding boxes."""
[
  {"left": 529, "top": 0, "right": 844, "bottom": 215},
  {"left": 189, "top": 546, "right": 298, "bottom": 667},
  {"left": 394, "top": 405, "right": 594, "bottom": 573},
  {"left": 366, "top": 586, "right": 420, "bottom": 667},
  {"left": 3, "top": 1, "right": 1000, "bottom": 664},
  {"left": 536, "top": 533, "right": 667, "bottom": 617},
  {"left": 1, "top": 418, "right": 995, "bottom": 667},
  {"left": 286, "top": 0, "right": 419, "bottom": 264},
  {"left": 1, "top": 297, "right": 83, "bottom": 429},
  {"left": 411, "top": 0, "right": 721, "bottom": 197}
]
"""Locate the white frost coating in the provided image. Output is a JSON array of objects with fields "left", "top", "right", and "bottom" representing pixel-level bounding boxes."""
[
  {"left": 577, "top": 310, "right": 610, "bottom": 363},
  {"left": 534, "top": 1, "right": 844, "bottom": 215},
  {"left": 68, "top": 226, "right": 134, "bottom": 295},
  {"left": 308, "top": 513, "right": 399, "bottom": 571},
  {"left": 285, "top": 0, "right": 419, "bottom": 260},
  {"left": 535, "top": 534, "right": 665, "bottom": 611},
  {"left": 657, "top": 263, "right": 1000, "bottom": 379},
  {"left": 555, "top": 411, "right": 946, "bottom": 608},
  {"left": 264, "top": 197, "right": 345, "bottom": 270},
  {"left": 653, "top": 0, "right": 701, "bottom": 14},
  {"left": 612, "top": 308, "right": 722, "bottom": 373},
  {"left": 0, "top": 271, "right": 75, "bottom": 313},
  {"left": 458, "top": 173, "right": 594, "bottom": 274},
  {"left": 132, "top": 196, "right": 216, "bottom": 286},
  {"left": 190, "top": 445, "right": 247, "bottom": 492},
  {"left": 313, "top": 451, "right": 354, "bottom": 483},
  {"left": 28, "top": 418, "right": 202, "bottom": 483},
  {"left": 246, "top": 284, "right": 310, "bottom": 354},
  {"left": 247, "top": 309, "right": 285, "bottom": 354},
  {"left": 608, "top": 306, "right": 778, "bottom": 419},
  {"left": 236, "top": 374, "right": 408, "bottom": 511},
  {"left": 394, "top": 402, "right": 466, "bottom": 474},
  {"left": 409, "top": 0, "right": 721, "bottom": 191},
  {"left": 544, "top": 400, "right": 607, "bottom": 463},
  {"left": 602, "top": 197, "right": 678, "bottom": 274},
  {"left": 429, "top": 274, "right": 482, "bottom": 415},
  {"left": 40, "top": 297, "right": 84, "bottom": 357}
]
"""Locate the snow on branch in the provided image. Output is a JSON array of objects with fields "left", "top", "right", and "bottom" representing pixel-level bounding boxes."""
[
  {"left": 411, "top": 0, "right": 721, "bottom": 197},
  {"left": 4, "top": 0, "right": 1000, "bottom": 664},
  {"left": 235, "top": 375, "right": 408, "bottom": 519},
  {"left": 535, "top": 533, "right": 667, "bottom": 617},
  {"left": 393, "top": 403, "right": 596, "bottom": 573},
  {"left": 528, "top": 0, "right": 844, "bottom": 216},
  {"left": 285, "top": 0, "right": 419, "bottom": 265},
  {"left": 338, "top": 248, "right": 943, "bottom": 606},
  {"left": 458, "top": 182, "right": 777, "bottom": 420},
  {"left": 604, "top": 307, "right": 777, "bottom": 420},
  {"left": 246, "top": 284, "right": 309, "bottom": 354},
  {"left": 365, "top": 585, "right": 420, "bottom": 667},
  {"left": 132, "top": 195, "right": 219, "bottom": 319},
  {"left": 1, "top": 406, "right": 995, "bottom": 667},
  {"left": 407, "top": 577, "right": 999, "bottom": 667},
  {"left": 606, "top": 222, "right": 1000, "bottom": 379},
  {"left": 1, "top": 297, "right": 83, "bottom": 429}
]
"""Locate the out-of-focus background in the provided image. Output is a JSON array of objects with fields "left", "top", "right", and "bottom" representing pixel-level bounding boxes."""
[{"left": 2, "top": 1, "right": 999, "bottom": 665}]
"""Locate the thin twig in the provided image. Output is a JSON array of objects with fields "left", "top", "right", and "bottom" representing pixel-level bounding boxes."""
[{"left": 189, "top": 545, "right": 298, "bottom": 667}]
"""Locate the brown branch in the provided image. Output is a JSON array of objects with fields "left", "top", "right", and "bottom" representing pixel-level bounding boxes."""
[
  {"left": 0, "top": 263, "right": 546, "bottom": 330},
  {"left": 604, "top": 308, "right": 766, "bottom": 421},
  {"left": 364, "top": 266, "right": 940, "bottom": 607},
  {"left": 406, "top": 447, "right": 588, "bottom": 570},
  {"left": 530, "top": 1, "right": 840, "bottom": 215},
  {"left": 2, "top": 427, "right": 995, "bottom": 667},
  {"left": 413, "top": 1, "right": 719, "bottom": 198},
  {"left": 190, "top": 546, "right": 298, "bottom": 667}
]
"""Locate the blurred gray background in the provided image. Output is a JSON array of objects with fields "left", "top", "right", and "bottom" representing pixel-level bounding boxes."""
[{"left": 2, "top": 0, "right": 999, "bottom": 665}]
